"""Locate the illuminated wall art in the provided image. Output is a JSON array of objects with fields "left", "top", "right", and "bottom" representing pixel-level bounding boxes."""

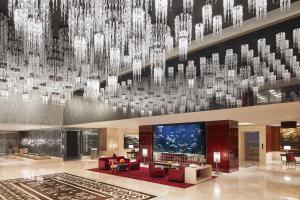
[
  {"left": 124, "top": 134, "right": 139, "bottom": 149},
  {"left": 281, "top": 127, "right": 300, "bottom": 150}
]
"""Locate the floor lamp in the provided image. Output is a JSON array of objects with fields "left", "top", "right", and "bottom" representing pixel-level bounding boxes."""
[
  {"left": 214, "top": 152, "right": 221, "bottom": 175},
  {"left": 142, "top": 149, "right": 148, "bottom": 165}
]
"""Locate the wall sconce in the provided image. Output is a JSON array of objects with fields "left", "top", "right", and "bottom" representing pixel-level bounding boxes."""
[
  {"left": 214, "top": 152, "right": 221, "bottom": 174},
  {"left": 142, "top": 148, "right": 148, "bottom": 164}
]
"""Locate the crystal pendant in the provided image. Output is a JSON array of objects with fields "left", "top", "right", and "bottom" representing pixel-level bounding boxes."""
[
  {"left": 255, "top": 0, "right": 267, "bottom": 20},
  {"left": 213, "top": 15, "right": 222, "bottom": 37},
  {"left": 293, "top": 28, "right": 300, "bottom": 53},
  {"left": 223, "top": 0, "right": 234, "bottom": 23},
  {"left": 232, "top": 5, "right": 243, "bottom": 29},
  {"left": 202, "top": 4, "right": 212, "bottom": 31},
  {"left": 195, "top": 23, "right": 204, "bottom": 41}
]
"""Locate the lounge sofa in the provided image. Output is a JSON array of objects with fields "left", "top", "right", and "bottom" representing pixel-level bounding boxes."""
[{"left": 98, "top": 156, "right": 130, "bottom": 170}]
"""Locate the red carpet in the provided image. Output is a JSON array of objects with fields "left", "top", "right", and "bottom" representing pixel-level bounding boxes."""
[{"left": 88, "top": 167, "right": 194, "bottom": 189}]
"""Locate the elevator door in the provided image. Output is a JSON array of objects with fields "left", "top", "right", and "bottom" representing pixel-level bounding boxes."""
[
  {"left": 64, "top": 131, "right": 80, "bottom": 160},
  {"left": 244, "top": 132, "right": 259, "bottom": 161}
]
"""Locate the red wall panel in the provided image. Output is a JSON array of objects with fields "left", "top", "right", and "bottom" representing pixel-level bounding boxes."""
[
  {"left": 206, "top": 120, "right": 239, "bottom": 173},
  {"left": 139, "top": 125, "right": 153, "bottom": 162}
]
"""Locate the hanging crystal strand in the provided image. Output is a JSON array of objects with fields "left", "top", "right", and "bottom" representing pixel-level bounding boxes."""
[
  {"left": 212, "top": 53, "right": 220, "bottom": 70},
  {"left": 257, "top": 38, "right": 266, "bottom": 60},
  {"left": 133, "top": 58, "right": 142, "bottom": 82},
  {"left": 248, "top": 0, "right": 256, "bottom": 13},
  {"left": 175, "top": 13, "right": 192, "bottom": 61},
  {"left": 199, "top": 57, "right": 207, "bottom": 78},
  {"left": 232, "top": 5, "right": 243, "bottom": 29},
  {"left": 223, "top": 0, "right": 234, "bottom": 23},
  {"left": 0, "top": 13, "right": 8, "bottom": 66},
  {"left": 165, "top": 35, "right": 174, "bottom": 54},
  {"left": 241, "top": 44, "right": 249, "bottom": 65},
  {"left": 183, "top": 0, "right": 194, "bottom": 14},
  {"left": 293, "top": 28, "right": 300, "bottom": 53},
  {"left": 202, "top": 4, "right": 212, "bottom": 31},
  {"left": 94, "top": 33, "right": 104, "bottom": 57},
  {"left": 213, "top": 15, "right": 222, "bottom": 37},
  {"left": 276, "top": 32, "right": 286, "bottom": 53},
  {"left": 13, "top": 8, "right": 28, "bottom": 37},
  {"left": 280, "top": 0, "right": 291, "bottom": 12},
  {"left": 107, "top": 75, "right": 118, "bottom": 97},
  {"left": 255, "top": 0, "right": 267, "bottom": 20},
  {"left": 186, "top": 60, "right": 196, "bottom": 89},
  {"left": 155, "top": 0, "right": 172, "bottom": 24},
  {"left": 195, "top": 23, "right": 204, "bottom": 41}
]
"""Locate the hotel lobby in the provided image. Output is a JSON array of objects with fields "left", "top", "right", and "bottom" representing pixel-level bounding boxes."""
[{"left": 0, "top": 0, "right": 300, "bottom": 199}]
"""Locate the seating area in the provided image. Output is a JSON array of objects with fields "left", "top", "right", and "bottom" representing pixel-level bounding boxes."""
[
  {"left": 93, "top": 153, "right": 212, "bottom": 188},
  {"left": 98, "top": 154, "right": 142, "bottom": 171}
]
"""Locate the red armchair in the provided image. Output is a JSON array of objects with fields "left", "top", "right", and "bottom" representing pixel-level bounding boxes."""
[
  {"left": 168, "top": 167, "right": 185, "bottom": 182},
  {"left": 149, "top": 162, "right": 165, "bottom": 178},
  {"left": 287, "top": 154, "right": 297, "bottom": 168},
  {"left": 129, "top": 156, "right": 142, "bottom": 170}
]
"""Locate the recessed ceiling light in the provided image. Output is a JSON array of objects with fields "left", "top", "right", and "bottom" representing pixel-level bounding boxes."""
[{"left": 239, "top": 122, "right": 255, "bottom": 126}]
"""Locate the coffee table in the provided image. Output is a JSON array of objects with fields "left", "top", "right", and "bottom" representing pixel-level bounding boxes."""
[{"left": 117, "top": 163, "right": 128, "bottom": 171}]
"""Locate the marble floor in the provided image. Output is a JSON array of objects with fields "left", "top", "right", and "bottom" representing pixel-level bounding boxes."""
[{"left": 0, "top": 157, "right": 300, "bottom": 200}]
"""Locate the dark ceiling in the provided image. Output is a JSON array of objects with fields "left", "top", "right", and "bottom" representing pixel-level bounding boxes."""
[{"left": 0, "top": 0, "right": 298, "bottom": 38}]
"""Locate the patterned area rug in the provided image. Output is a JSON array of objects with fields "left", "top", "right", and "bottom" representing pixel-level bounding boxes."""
[{"left": 0, "top": 173, "right": 156, "bottom": 200}]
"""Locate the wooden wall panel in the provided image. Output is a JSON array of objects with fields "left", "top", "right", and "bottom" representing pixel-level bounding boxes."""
[
  {"left": 99, "top": 128, "right": 107, "bottom": 151},
  {"left": 266, "top": 126, "right": 280, "bottom": 152}
]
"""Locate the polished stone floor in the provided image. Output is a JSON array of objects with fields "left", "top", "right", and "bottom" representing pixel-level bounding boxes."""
[{"left": 0, "top": 157, "right": 299, "bottom": 200}]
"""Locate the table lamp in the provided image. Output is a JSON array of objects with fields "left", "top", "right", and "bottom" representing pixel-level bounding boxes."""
[
  {"left": 142, "top": 148, "right": 148, "bottom": 164},
  {"left": 284, "top": 145, "right": 291, "bottom": 155},
  {"left": 214, "top": 152, "right": 221, "bottom": 174}
]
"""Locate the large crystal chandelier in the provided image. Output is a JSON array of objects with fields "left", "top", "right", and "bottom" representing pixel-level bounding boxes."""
[
  {"left": 175, "top": 13, "right": 192, "bottom": 61},
  {"left": 1, "top": 0, "right": 299, "bottom": 112}
]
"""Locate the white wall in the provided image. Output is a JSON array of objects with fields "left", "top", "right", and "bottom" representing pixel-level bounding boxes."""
[{"left": 239, "top": 126, "right": 266, "bottom": 164}]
